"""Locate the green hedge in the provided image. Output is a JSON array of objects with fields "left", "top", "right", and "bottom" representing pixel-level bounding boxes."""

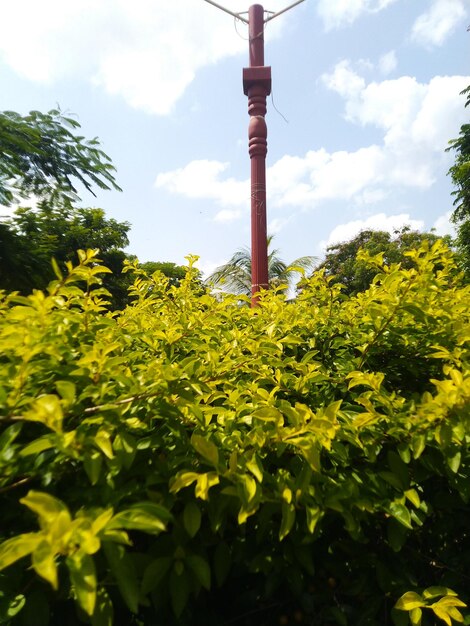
[{"left": 0, "top": 243, "right": 469, "bottom": 626}]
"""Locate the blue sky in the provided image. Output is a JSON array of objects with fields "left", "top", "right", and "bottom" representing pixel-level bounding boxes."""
[{"left": 1, "top": 0, "right": 469, "bottom": 276}]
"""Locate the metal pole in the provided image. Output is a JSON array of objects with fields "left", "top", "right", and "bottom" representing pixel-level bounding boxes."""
[
  {"left": 264, "top": 0, "right": 305, "bottom": 22},
  {"left": 243, "top": 4, "right": 271, "bottom": 306},
  {"left": 203, "top": 0, "right": 248, "bottom": 22}
]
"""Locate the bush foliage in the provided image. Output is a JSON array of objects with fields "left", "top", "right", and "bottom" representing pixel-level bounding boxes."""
[{"left": 0, "top": 242, "right": 469, "bottom": 626}]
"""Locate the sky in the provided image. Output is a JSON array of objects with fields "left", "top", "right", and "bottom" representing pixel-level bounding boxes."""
[{"left": 1, "top": 0, "right": 469, "bottom": 276}]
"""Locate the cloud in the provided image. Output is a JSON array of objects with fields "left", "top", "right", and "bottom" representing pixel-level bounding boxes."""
[
  {"left": 378, "top": 51, "right": 397, "bottom": 75},
  {"left": 155, "top": 145, "right": 388, "bottom": 212},
  {"left": 316, "top": 0, "right": 398, "bottom": 30},
  {"left": 0, "top": 0, "right": 290, "bottom": 115},
  {"left": 432, "top": 211, "right": 457, "bottom": 237},
  {"left": 322, "top": 60, "right": 366, "bottom": 99},
  {"left": 214, "top": 209, "right": 243, "bottom": 223},
  {"left": 323, "top": 61, "right": 469, "bottom": 188},
  {"left": 321, "top": 213, "right": 425, "bottom": 250},
  {"left": 411, "top": 0, "right": 467, "bottom": 47},
  {"left": 268, "top": 217, "right": 291, "bottom": 234},
  {"left": 155, "top": 160, "right": 249, "bottom": 206},
  {"left": 156, "top": 64, "right": 469, "bottom": 218},
  {"left": 195, "top": 258, "right": 227, "bottom": 281}
]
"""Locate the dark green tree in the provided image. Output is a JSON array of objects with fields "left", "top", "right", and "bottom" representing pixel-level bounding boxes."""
[
  {"left": 0, "top": 202, "right": 132, "bottom": 308},
  {"left": 316, "top": 227, "right": 446, "bottom": 295},
  {"left": 447, "top": 85, "right": 470, "bottom": 276},
  {"left": 139, "top": 261, "right": 196, "bottom": 288},
  {"left": 0, "top": 108, "right": 121, "bottom": 207}
]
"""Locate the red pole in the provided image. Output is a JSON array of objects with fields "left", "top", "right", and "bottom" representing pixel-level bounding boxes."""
[{"left": 243, "top": 5, "right": 271, "bottom": 306}]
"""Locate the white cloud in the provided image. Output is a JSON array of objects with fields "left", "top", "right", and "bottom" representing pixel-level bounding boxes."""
[
  {"left": 156, "top": 145, "right": 387, "bottom": 212},
  {"left": 268, "top": 217, "right": 291, "bottom": 234},
  {"left": 214, "top": 209, "right": 243, "bottom": 223},
  {"left": 156, "top": 66, "right": 470, "bottom": 218},
  {"left": 317, "top": 0, "right": 398, "bottom": 30},
  {"left": 411, "top": 0, "right": 467, "bottom": 47},
  {"left": 324, "top": 62, "right": 470, "bottom": 188},
  {"left": 195, "top": 258, "right": 227, "bottom": 280},
  {"left": 155, "top": 160, "right": 249, "bottom": 206},
  {"left": 433, "top": 211, "right": 457, "bottom": 237},
  {"left": 321, "top": 213, "right": 424, "bottom": 249},
  {"left": 378, "top": 50, "right": 397, "bottom": 75},
  {"left": 0, "top": 0, "right": 289, "bottom": 115},
  {"left": 322, "top": 60, "right": 366, "bottom": 99}
]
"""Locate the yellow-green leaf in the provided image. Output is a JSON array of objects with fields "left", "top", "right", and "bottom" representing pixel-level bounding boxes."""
[
  {"left": 279, "top": 502, "right": 296, "bottom": 541},
  {"left": 410, "top": 607, "right": 422, "bottom": 626},
  {"left": 0, "top": 533, "right": 41, "bottom": 570},
  {"left": 67, "top": 553, "right": 97, "bottom": 616},
  {"left": 32, "top": 539, "right": 58, "bottom": 589},
  {"left": 20, "top": 491, "right": 68, "bottom": 526},
  {"left": 170, "top": 472, "right": 200, "bottom": 494},
  {"left": 19, "top": 436, "right": 55, "bottom": 457},
  {"left": 306, "top": 505, "right": 322, "bottom": 534},
  {"left": 191, "top": 434, "right": 219, "bottom": 467},
  {"left": 395, "top": 592, "right": 425, "bottom": 611},
  {"left": 423, "top": 587, "right": 458, "bottom": 600},
  {"left": 107, "top": 502, "right": 171, "bottom": 535},
  {"left": 195, "top": 472, "right": 219, "bottom": 501},
  {"left": 94, "top": 430, "right": 114, "bottom": 459},
  {"left": 245, "top": 455, "right": 263, "bottom": 483},
  {"left": 431, "top": 606, "right": 452, "bottom": 626},
  {"left": 91, "top": 509, "right": 114, "bottom": 535},
  {"left": 91, "top": 587, "right": 114, "bottom": 626},
  {"left": 404, "top": 489, "right": 421, "bottom": 508},
  {"left": 23, "top": 395, "right": 63, "bottom": 433},
  {"left": 389, "top": 502, "right": 413, "bottom": 529},
  {"left": 84, "top": 451, "right": 103, "bottom": 485}
]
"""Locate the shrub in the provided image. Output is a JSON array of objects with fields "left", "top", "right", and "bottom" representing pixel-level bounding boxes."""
[{"left": 0, "top": 243, "right": 469, "bottom": 626}]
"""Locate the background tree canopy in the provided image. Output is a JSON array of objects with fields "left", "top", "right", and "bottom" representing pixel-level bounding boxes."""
[
  {"left": 0, "top": 203, "right": 131, "bottom": 308},
  {"left": 447, "top": 84, "right": 470, "bottom": 278},
  {"left": 315, "top": 227, "right": 448, "bottom": 295}
]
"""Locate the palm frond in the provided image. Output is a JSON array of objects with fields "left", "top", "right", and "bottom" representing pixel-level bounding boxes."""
[{"left": 205, "top": 237, "right": 317, "bottom": 296}]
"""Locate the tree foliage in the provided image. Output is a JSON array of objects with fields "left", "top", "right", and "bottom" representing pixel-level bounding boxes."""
[
  {"left": 0, "top": 109, "right": 121, "bottom": 207},
  {"left": 447, "top": 85, "right": 470, "bottom": 223},
  {"left": 316, "top": 227, "right": 446, "bottom": 295},
  {"left": 139, "top": 261, "right": 199, "bottom": 288},
  {"left": 447, "top": 85, "right": 470, "bottom": 278},
  {"left": 0, "top": 242, "right": 469, "bottom": 625},
  {"left": 207, "top": 236, "right": 316, "bottom": 295},
  {"left": 0, "top": 203, "right": 131, "bottom": 309}
]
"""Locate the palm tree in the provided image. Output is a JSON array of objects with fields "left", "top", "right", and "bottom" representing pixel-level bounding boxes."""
[{"left": 206, "top": 236, "right": 316, "bottom": 296}]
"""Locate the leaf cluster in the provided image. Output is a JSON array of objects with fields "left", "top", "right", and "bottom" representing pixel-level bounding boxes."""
[
  {"left": 0, "top": 242, "right": 469, "bottom": 625},
  {"left": 0, "top": 109, "right": 121, "bottom": 207}
]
